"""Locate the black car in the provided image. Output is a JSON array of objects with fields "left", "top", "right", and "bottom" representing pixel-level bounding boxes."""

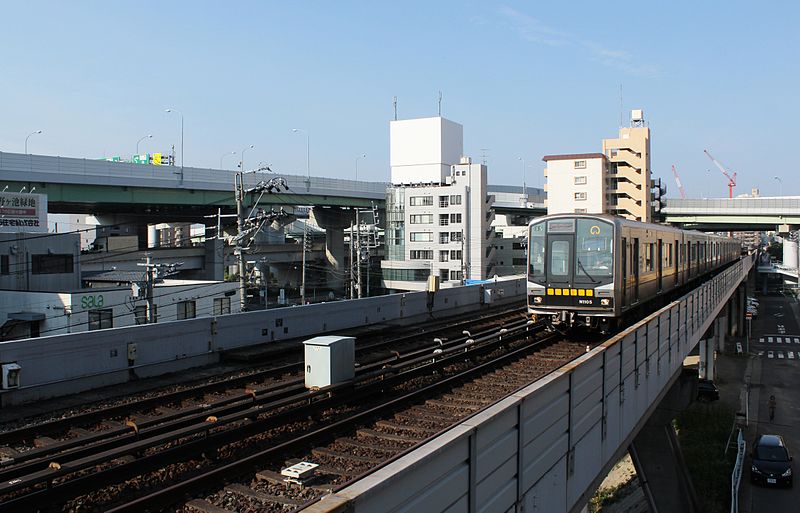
[
  {"left": 697, "top": 379, "right": 719, "bottom": 402},
  {"left": 751, "top": 434, "right": 793, "bottom": 487}
]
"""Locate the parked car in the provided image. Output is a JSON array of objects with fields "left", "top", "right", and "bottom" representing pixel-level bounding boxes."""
[
  {"left": 697, "top": 379, "right": 720, "bottom": 402},
  {"left": 751, "top": 434, "right": 793, "bottom": 487}
]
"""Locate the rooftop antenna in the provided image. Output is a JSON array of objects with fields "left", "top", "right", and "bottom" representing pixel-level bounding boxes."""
[
  {"left": 479, "top": 148, "right": 491, "bottom": 166},
  {"left": 619, "top": 84, "right": 624, "bottom": 128},
  {"left": 438, "top": 91, "right": 442, "bottom": 116},
  {"left": 393, "top": 96, "right": 397, "bottom": 121}
]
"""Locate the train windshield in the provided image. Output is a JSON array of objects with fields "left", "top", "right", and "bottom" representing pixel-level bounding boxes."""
[
  {"left": 529, "top": 221, "right": 545, "bottom": 281},
  {"left": 574, "top": 219, "right": 613, "bottom": 282}
]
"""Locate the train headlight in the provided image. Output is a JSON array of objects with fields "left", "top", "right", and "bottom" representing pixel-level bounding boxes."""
[
  {"left": 600, "top": 299, "right": 610, "bottom": 306},
  {"left": 534, "top": 296, "right": 543, "bottom": 304}
]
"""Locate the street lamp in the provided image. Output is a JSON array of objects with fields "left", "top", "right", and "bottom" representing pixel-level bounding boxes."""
[
  {"left": 136, "top": 134, "right": 153, "bottom": 155},
  {"left": 240, "top": 145, "right": 254, "bottom": 171},
  {"left": 165, "top": 108, "right": 184, "bottom": 179},
  {"left": 25, "top": 130, "right": 43, "bottom": 154},
  {"left": 291, "top": 128, "right": 310, "bottom": 186},
  {"left": 774, "top": 176, "right": 783, "bottom": 197},
  {"left": 517, "top": 156, "right": 527, "bottom": 203},
  {"left": 220, "top": 151, "right": 236, "bottom": 169},
  {"left": 355, "top": 153, "right": 366, "bottom": 181}
]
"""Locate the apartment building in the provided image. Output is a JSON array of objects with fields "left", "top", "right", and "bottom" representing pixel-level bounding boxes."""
[
  {"left": 602, "top": 109, "right": 652, "bottom": 222},
  {"left": 543, "top": 110, "right": 656, "bottom": 222},
  {"left": 381, "top": 117, "right": 495, "bottom": 292},
  {"left": 543, "top": 153, "right": 607, "bottom": 215}
]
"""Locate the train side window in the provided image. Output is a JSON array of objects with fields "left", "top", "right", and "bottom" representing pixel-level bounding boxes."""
[{"left": 645, "top": 243, "right": 654, "bottom": 272}]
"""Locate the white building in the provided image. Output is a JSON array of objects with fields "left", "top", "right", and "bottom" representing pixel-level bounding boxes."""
[
  {"left": 543, "top": 153, "right": 607, "bottom": 215},
  {"left": 0, "top": 231, "right": 240, "bottom": 341},
  {"left": 382, "top": 117, "right": 495, "bottom": 291},
  {"left": 0, "top": 279, "right": 240, "bottom": 340}
]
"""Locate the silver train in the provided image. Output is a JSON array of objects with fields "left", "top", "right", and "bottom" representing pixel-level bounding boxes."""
[{"left": 527, "top": 214, "right": 740, "bottom": 332}]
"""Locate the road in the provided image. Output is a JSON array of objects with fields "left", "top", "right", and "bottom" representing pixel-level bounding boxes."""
[{"left": 743, "top": 287, "right": 800, "bottom": 513}]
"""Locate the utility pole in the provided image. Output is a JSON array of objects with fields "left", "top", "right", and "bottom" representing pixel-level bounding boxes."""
[
  {"left": 235, "top": 172, "right": 247, "bottom": 311},
  {"left": 259, "top": 257, "right": 269, "bottom": 309},
  {"left": 231, "top": 171, "right": 288, "bottom": 311},
  {"left": 356, "top": 209, "right": 362, "bottom": 299},
  {"left": 349, "top": 218, "right": 355, "bottom": 299},
  {"left": 145, "top": 254, "right": 156, "bottom": 323},
  {"left": 301, "top": 222, "right": 308, "bottom": 305},
  {"left": 138, "top": 255, "right": 181, "bottom": 323}
]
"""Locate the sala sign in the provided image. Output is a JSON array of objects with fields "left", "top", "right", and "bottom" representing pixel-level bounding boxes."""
[{"left": 80, "top": 294, "right": 105, "bottom": 309}]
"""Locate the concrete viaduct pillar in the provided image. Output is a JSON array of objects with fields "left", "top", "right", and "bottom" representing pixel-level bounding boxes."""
[
  {"left": 629, "top": 369, "right": 700, "bottom": 513},
  {"left": 699, "top": 313, "right": 725, "bottom": 379},
  {"left": 311, "top": 207, "right": 354, "bottom": 293}
]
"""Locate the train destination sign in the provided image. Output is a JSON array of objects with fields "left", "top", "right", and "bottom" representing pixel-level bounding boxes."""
[{"left": 0, "top": 192, "right": 48, "bottom": 233}]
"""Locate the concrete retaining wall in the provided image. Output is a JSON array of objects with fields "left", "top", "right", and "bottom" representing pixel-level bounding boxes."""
[{"left": 0, "top": 278, "right": 524, "bottom": 406}]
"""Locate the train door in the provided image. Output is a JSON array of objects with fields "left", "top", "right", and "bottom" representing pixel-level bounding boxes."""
[
  {"left": 633, "top": 238, "right": 640, "bottom": 303},
  {"left": 674, "top": 239, "right": 680, "bottom": 286},
  {"left": 657, "top": 239, "right": 663, "bottom": 292},
  {"left": 547, "top": 234, "right": 573, "bottom": 289},
  {"left": 621, "top": 237, "right": 628, "bottom": 308}
]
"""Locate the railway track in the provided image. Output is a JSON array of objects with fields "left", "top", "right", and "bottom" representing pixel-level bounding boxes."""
[
  {"left": 0, "top": 307, "right": 534, "bottom": 512},
  {"left": 0, "top": 305, "right": 524, "bottom": 444},
  {"left": 177, "top": 338, "right": 588, "bottom": 513}
]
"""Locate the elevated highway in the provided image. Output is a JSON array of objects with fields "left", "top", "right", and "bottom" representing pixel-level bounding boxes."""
[
  {"left": 663, "top": 197, "right": 800, "bottom": 232},
  {"left": 0, "top": 151, "right": 385, "bottom": 218}
]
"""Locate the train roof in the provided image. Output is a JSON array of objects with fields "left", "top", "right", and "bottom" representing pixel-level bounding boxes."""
[{"left": 528, "top": 213, "right": 732, "bottom": 241}]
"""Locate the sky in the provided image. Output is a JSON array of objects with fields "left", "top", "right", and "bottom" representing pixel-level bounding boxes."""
[{"left": 1, "top": 1, "right": 798, "bottom": 198}]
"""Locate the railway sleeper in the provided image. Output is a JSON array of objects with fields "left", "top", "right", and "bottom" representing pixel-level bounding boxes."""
[
  {"left": 224, "top": 483, "right": 304, "bottom": 507},
  {"left": 375, "top": 420, "right": 439, "bottom": 435},
  {"left": 185, "top": 498, "right": 236, "bottom": 513},
  {"left": 394, "top": 410, "right": 453, "bottom": 424},
  {"left": 284, "top": 458, "right": 356, "bottom": 478},
  {"left": 33, "top": 437, "right": 57, "bottom": 448},
  {"left": 312, "top": 447, "right": 383, "bottom": 465},
  {"left": 443, "top": 395, "right": 495, "bottom": 406},
  {"left": 424, "top": 399, "right": 480, "bottom": 412},
  {"left": 356, "top": 428, "right": 419, "bottom": 443},
  {"left": 0, "top": 447, "right": 20, "bottom": 460},
  {"left": 334, "top": 437, "right": 403, "bottom": 454}
]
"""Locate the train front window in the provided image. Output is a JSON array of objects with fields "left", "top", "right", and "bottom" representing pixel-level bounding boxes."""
[
  {"left": 575, "top": 219, "right": 613, "bottom": 282},
  {"left": 529, "top": 222, "right": 545, "bottom": 280},
  {"left": 550, "top": 241, "right": 570, "bottom": 276}
]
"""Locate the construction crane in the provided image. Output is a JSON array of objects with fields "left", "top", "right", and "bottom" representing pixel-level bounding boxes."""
[
  {"left": 671, "top": 165, "right": 687, "bottom": 199},
  {"left": 703, "top": 149, "right": 737, "bottom": 198}
]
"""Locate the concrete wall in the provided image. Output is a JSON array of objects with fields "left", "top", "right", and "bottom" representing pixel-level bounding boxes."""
[
  {"left": 0, "top": 277, "right": 525, "bottom": 405},
  {"left": 305, "top": 256, "right": 753, "bottom": 513},
  {"left": 0, "top": 232, "right": 81, "bottom": 291}
]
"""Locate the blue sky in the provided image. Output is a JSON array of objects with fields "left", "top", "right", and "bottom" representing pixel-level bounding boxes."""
[{"left": 1, "top": 1, "right": 797, "bottom": 198}]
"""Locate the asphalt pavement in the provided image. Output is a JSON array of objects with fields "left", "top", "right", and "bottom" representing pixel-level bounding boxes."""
[{"left": 738, "top": 283, "right": 800, "bottom": 513}]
